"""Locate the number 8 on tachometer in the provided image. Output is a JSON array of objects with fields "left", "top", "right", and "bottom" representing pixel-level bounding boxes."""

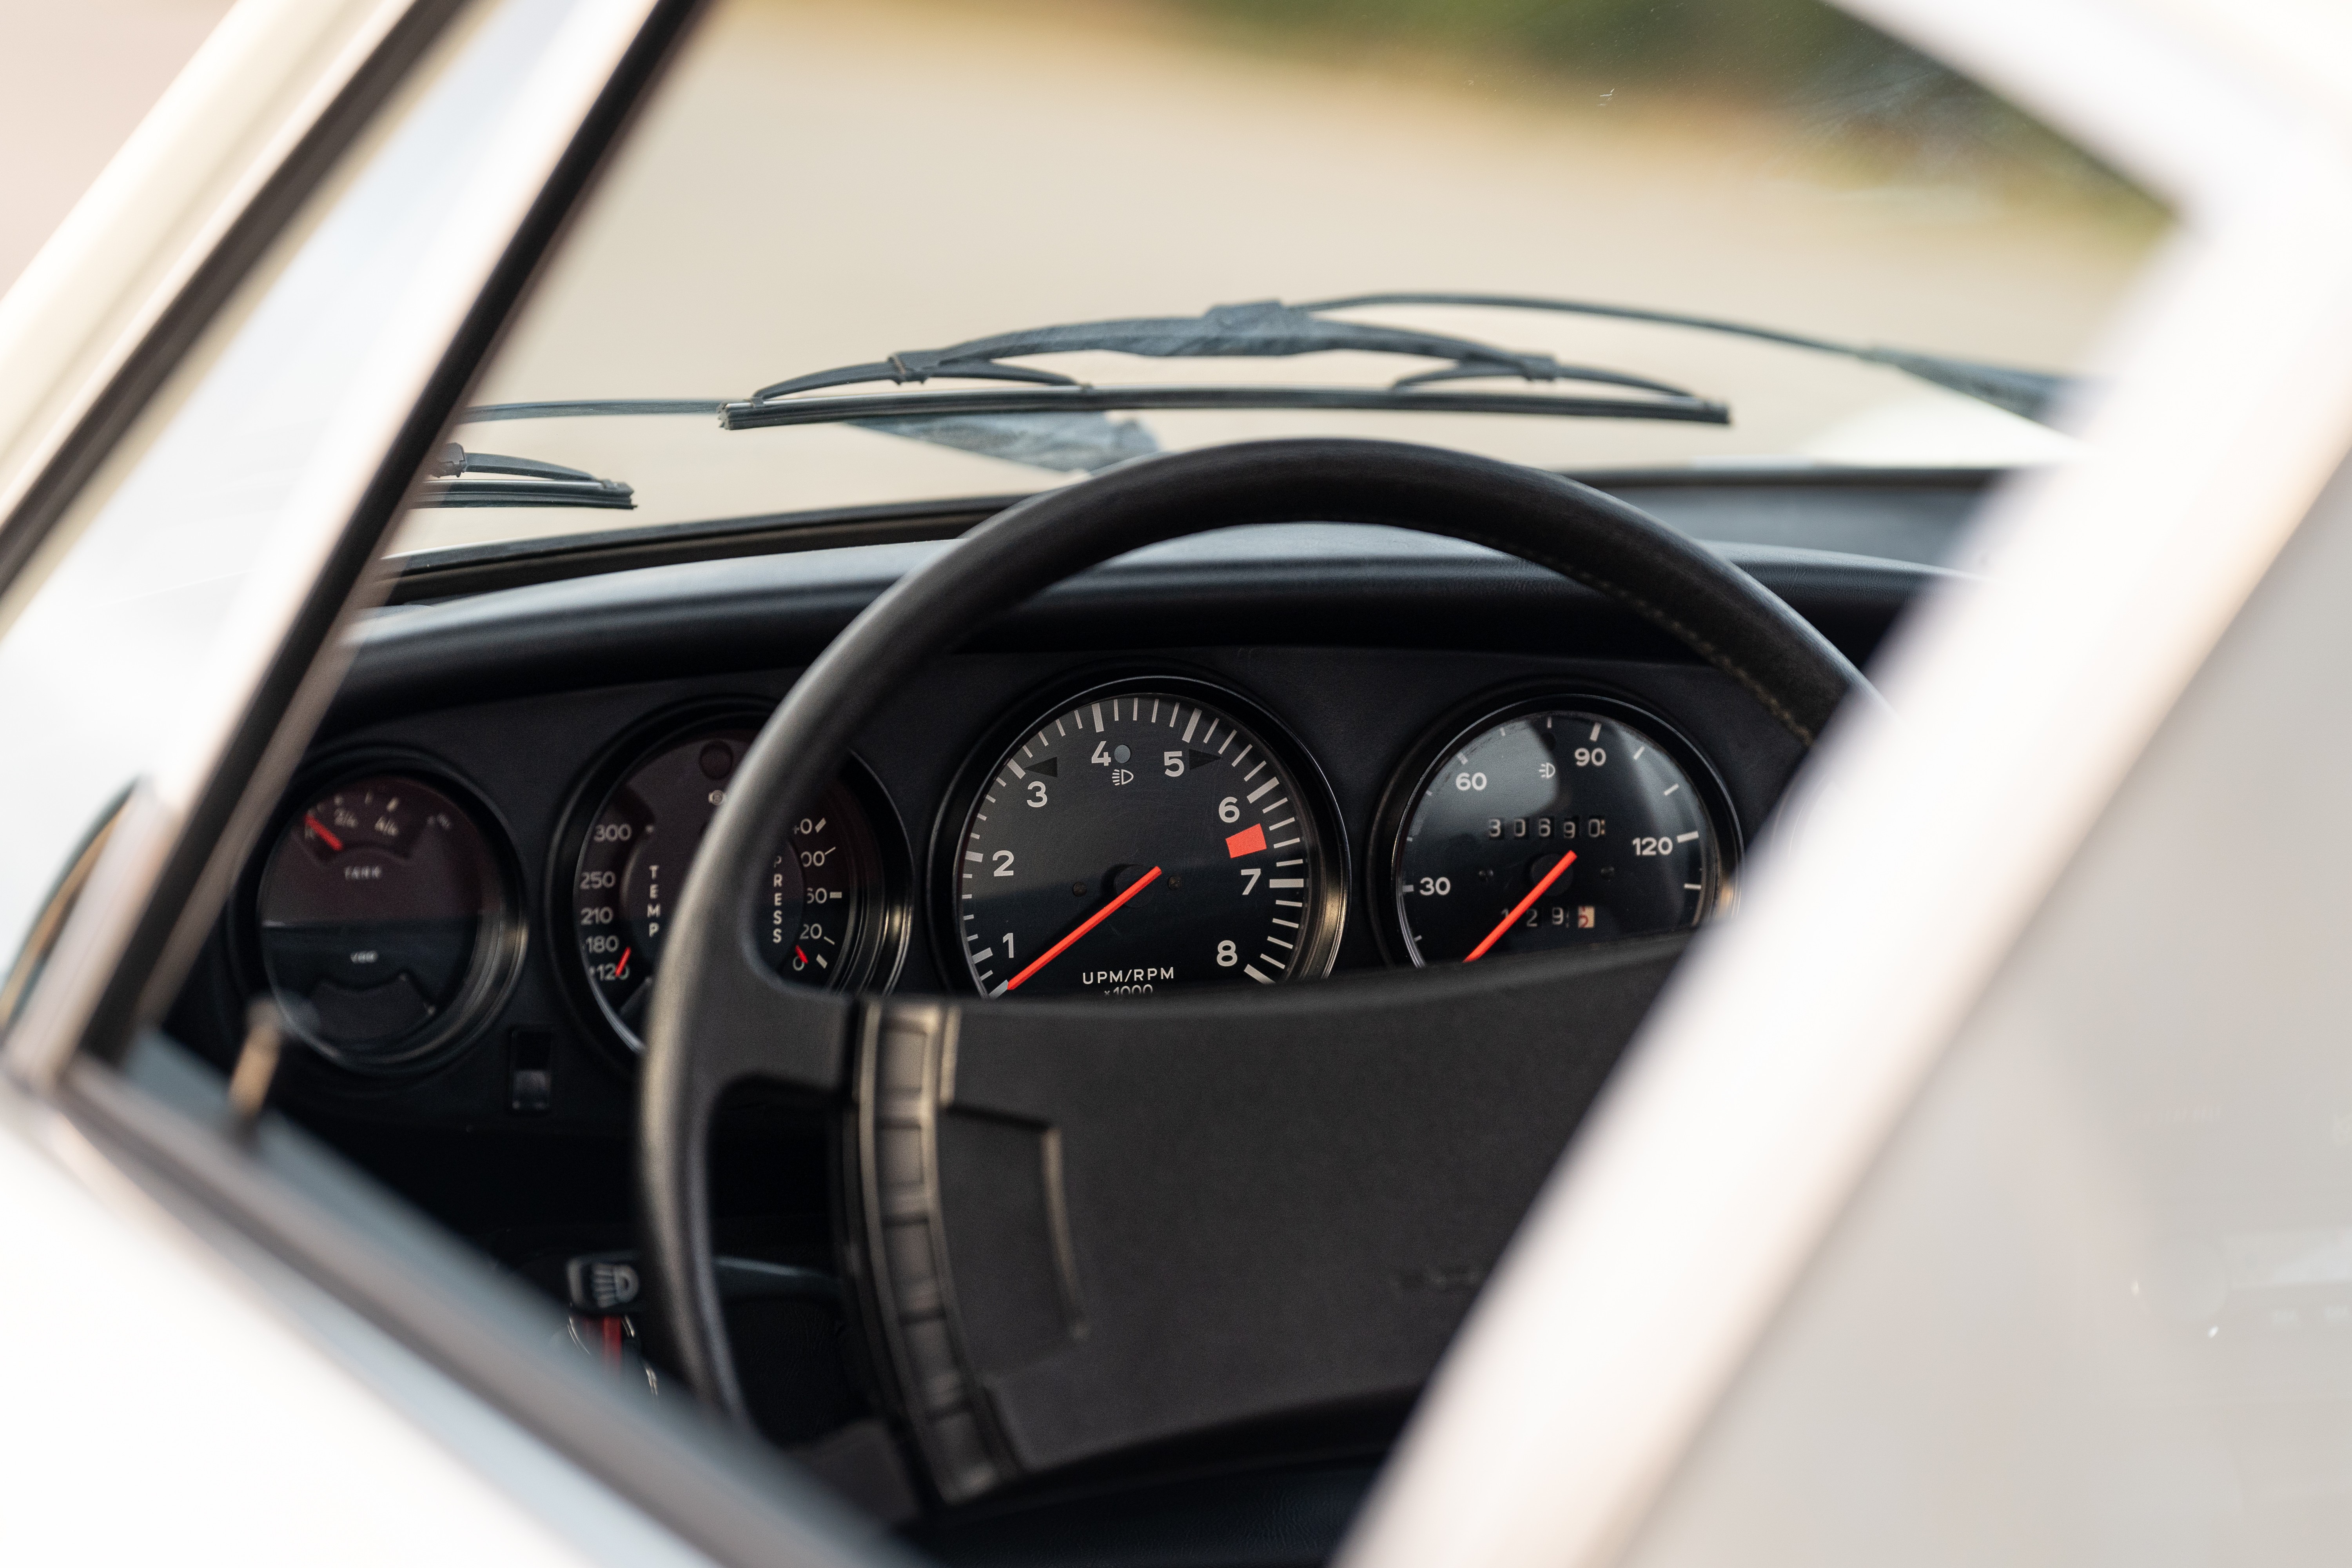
[{"left": 945, "top": 680, "right": 1345, "bottom": 996}]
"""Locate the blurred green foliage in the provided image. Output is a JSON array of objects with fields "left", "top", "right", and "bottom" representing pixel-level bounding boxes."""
[
  {"left": 1171, "top": 0, "right": 1879, "bottom": 85},
  {"left": 1160, "top": 0, "right": 2153, "bottom": 204}
]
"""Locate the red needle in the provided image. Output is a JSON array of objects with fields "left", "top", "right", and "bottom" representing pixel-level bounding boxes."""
[
  {"left": 615, "top": 947, "right": 631, "bottom": 979},
  {"left": 999, "top": 865, "right": 1163, "bottom": 995},
  {"left": 1463, "top": 851, "right": 1578, "bottom": 964},
  {"left": 304, "top": 814, "right": 345, "bottom": 853}
]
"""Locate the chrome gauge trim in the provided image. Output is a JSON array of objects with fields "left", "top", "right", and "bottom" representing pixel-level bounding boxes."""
[
  {"left": 546, "top": 699, "right": 912, "bottom": 1058},
  {"left": 930, "top": 671, "right": 1350, "bottom": 997},
  {"left": 234, "top": 749, "right": 525, "bottom": 1075},
  {"left": 1368, "top": 688, "right": 1740, "bottom": 970}
]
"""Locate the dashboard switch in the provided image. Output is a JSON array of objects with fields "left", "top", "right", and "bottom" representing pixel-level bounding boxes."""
[{"left": 508, "top": 1026, "right": 552, "bottom": 1114}]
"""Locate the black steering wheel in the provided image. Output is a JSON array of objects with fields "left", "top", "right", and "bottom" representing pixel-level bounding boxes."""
[{"left": 639, "top": 438, "right": 1866, "bottom": 1503}]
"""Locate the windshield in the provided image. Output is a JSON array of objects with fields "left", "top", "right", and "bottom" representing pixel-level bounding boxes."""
[{"left": 394, "top": 0, "right": 2166, "bottom": 559}]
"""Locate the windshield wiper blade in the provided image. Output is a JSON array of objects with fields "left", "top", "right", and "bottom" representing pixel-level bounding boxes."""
[
  {"left": 718, "top": 382, "right": 1728, "bottom": 433},
  {"left": 1300, "top": 292, "right": 2071, "bottom": 423},
  {"left": 744, "top": 298, "right": 1709, "bottom": 405},
  {"left": 416, "top": 442, "right": 634, "bottom": 509}
]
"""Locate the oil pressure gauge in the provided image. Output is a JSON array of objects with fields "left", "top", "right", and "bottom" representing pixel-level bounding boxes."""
[{"left": 1376, "top": 695, "right": 1734, "bottom": 966}]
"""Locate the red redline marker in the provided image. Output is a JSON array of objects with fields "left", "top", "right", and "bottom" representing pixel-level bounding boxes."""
[
  {"left": 304, "top": 813, "right": 345, "bottom": 853},
  {"left": 1225, "top": 822, "right": 1268, "bottom": 858},
  {"left": 1000, "top": 866, "right": 1163, "bottom": 995},
  {"left": 1463, "top": 851, "right": 1578, "bottom": 964}
]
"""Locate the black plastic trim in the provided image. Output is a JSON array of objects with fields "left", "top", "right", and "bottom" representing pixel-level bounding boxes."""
[
  {"left": 385, "top": 495, "right": 1022, "bottom": 603},
  {"left": 379, "top": 465, "right": 2003, "bottom": 604}
]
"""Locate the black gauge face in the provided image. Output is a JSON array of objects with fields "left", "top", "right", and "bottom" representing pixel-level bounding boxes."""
[
  {"left": 1388, "top": 705, "right": 1727, "bottom": 965},
  {"left": 254, "top": 772, "right": 519, "bottom": 1067},
  {"left": 949, "top": 684, "right": 1344, "bottom": 996},
  {"left": 567, "top": 723, "right": 900, "bottom": 1051}
]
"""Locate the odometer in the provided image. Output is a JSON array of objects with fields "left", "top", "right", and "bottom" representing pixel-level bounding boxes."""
[
  {"left": 948, "top": 681, "right": 1344, "bottom": 996},
  {"left": 1381, "top": 699, "right": 1730, "bottom": 965},
  {"left": 562, "top": 715, "right": 906, "bottom": 1052}
]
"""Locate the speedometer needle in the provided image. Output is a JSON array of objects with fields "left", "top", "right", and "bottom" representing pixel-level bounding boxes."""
[
  {"left": 998, "top": 865, "right": 1163, "bottom": 996},
  {"left": 1464, "top": 851, "right": 1577, "bottom": 964}
]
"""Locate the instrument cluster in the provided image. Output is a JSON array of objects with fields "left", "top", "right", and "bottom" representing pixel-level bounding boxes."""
[{"left": 244, "top": 671, "right": 1739, "bottom": 1071}]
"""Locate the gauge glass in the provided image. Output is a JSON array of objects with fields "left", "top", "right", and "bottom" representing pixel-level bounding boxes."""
[
  {"left": 254, "top": 772, "right": 516, "bottom": 1065},
  {"left": 951, "top": 686, "right": 1342, "bottom": 996},
  {"left": 1390, "top": 707, "right": 1723, "bottom": 964},
  {"left": 568, "top": 724, "right": 893, "bottom": 1050}
]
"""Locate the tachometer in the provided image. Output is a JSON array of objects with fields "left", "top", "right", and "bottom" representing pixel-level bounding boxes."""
[
  {"left": 1377, "top": 697, "right": 1732, "bottom": 965},
  {"left": 946, "top": 680, "right": 1345, "bottom": 996},
  {"left": 253, "top": 767, "right": 522, "bottom": 1069},
  {"left": 560, "top": 710, "right": 907, "bottom": 1053}
]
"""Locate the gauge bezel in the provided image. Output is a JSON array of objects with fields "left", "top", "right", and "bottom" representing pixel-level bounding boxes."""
[
  {"left": 236, "top": 750, "right": 527, "bottom": 1074},
  {"left": 929, "top": 670, "right": 1351, "bottom": 997},
  {"left": 1367, "top": 686, "right": 1742, "bottom": 969},
  {"left": 546, "top": 697, "right": 913, "bottom": 1060}
]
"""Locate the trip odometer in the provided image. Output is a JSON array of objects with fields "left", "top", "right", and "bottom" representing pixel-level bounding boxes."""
[
  {"left": 560, "top": 711, "right": 907, "bottom": 1053},
  {"left": 947, "top": 681, "right": 1344, "bottom": 996}
]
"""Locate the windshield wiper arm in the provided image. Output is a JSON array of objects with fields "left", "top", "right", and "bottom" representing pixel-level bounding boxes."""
[
  {"left": 416, "top": 443, "right": 634, "bottom": 509},
  {"left": 1300, "top": 292, "right": 2071, "bottom": 423},
  {"left": 744, "top": 298, "right": 1709, "bottom": 405},
  {"left": 718, "top": 382, "right": 1728, "bottom": 433}
]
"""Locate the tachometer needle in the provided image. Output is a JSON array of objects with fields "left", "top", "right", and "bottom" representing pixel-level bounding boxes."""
[
  {"left": 999, "top": 865, "right": 1163, "bottom": 995},
  {"left": 1463, "top": 851, "right": 1577, "bottom": 964},
  {"left": 304, "top": 813, "right": 345, "bottom": 852}
]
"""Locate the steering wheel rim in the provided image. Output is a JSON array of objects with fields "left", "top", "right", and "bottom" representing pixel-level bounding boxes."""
[{"left": 639, "top": 437, "right": 1869, "bottom": 1495}]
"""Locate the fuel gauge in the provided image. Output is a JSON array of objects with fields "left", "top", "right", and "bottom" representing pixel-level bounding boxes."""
[{"left": 252, "top": 769, "right": 522, "bottom": 1069}]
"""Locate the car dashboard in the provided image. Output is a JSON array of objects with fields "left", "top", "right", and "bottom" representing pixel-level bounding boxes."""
[{"left": 159, "top": 467, "right": 1971, "bottom": 1515}]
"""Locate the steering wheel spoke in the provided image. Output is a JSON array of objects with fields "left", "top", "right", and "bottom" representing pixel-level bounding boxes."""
[{"left": 846, "top": 936, "right": 1685, "bottom": 1499}]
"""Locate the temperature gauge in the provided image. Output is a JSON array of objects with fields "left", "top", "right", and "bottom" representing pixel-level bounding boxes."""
[{"left": 560, "top": 714, "right": 907, "bottom": 1053}]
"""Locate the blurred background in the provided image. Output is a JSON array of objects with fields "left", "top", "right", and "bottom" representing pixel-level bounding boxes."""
[
  {"left": 436, "top": 0, "right": 2166, "bottom": 550},
  {"left": 0, "top": 0, "right": 2166, "bottom": 552}
]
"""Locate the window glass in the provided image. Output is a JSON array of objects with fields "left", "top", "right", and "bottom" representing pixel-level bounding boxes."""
[{"left": 393, "top": 0, "right": 2167, "bottom": 559}]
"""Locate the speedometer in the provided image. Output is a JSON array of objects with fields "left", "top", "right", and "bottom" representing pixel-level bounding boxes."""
[
  {"left": 1375, "top": 695, "right": 1733, "bottom": 965},
  {"left": 944, "top": 679, "right": 1345, "bottom": 996},
  {"left": 557, "top": 707, "right": 909, "bottom": 1053}
]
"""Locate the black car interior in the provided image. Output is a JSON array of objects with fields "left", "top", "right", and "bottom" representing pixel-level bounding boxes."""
[{"left": 154, "top": 447, "right": 1969, "bottom": 1565}]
